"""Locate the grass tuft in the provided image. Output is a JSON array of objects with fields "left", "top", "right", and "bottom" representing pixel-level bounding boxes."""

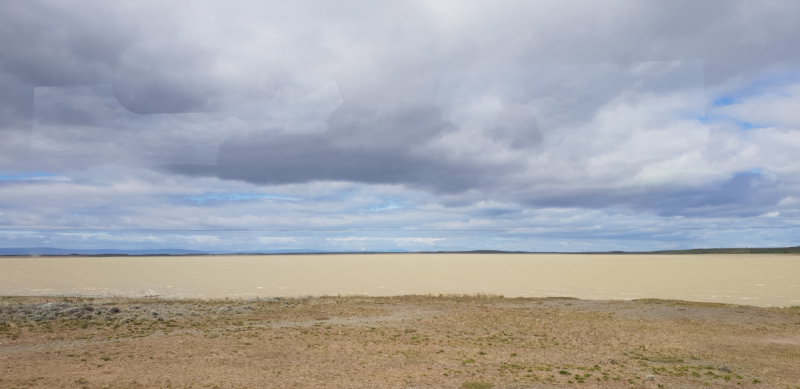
[{"left": 461, "top": 381, "right": 493, "bottom": 389}]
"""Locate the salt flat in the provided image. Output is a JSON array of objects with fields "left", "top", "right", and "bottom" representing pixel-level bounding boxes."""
[{"left": 1, "top": 253, "right": 798, "bottom": 307}]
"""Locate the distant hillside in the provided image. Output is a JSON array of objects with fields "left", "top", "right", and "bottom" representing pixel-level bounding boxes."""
[
  {"left": 643, "top": 246, "right": 800, "bottom": 255},
  {"left": 1, "top": 246, "right": 798, "bottom": 256},
  {"left": 427, "top": 248, "right": 800, "bottom": 255},
  {"left": 0, "top": 247, "right": 209, "bottom": 256},
  {"left": 0, "top": 247, "right": 335, "bottom": 256}
]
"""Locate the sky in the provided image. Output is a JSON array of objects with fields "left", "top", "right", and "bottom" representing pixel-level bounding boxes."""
[{"left": 1, "top": 0, "right": 800, "bottom": 252}]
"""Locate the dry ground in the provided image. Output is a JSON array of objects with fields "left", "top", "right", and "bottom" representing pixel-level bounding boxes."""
[{"left": 1, "top": 295, "right": 800, "bottom": 388}]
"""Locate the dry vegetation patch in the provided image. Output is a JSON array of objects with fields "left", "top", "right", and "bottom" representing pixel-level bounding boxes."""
[{"left": 1, "top": 295, "right": 799, "bottom": 388}]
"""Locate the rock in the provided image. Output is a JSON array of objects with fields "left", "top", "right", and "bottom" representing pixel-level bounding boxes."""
[
  {"left": 83, "top": 306, "right": 94, "bottom": 312},
  {"left": 242, "top": 305, "right": 253, "bottom": 310},
  {"left": 719, "top": 365, "right": 731, "bottom": 372},
  {"left": 109, "top": 307, "right": 120, "bottom": 314},
  {"left": 131, "top": 305, "right": 140, "bottom": 310},
  {"left": 61, "top": 307, "right": 81, "bottom": 316},
  {"left": 152, "top": 311, "right": 158, "bottom": 316},
  {"left": 645, "top": 375, "right": 655, "bottom": 381}
]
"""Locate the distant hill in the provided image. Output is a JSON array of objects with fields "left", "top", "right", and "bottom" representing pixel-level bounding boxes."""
[
  {"left": 0, "top": 247, "right": 335, "bottom": 256},
  {"left": 0, "top": 247, "right": 209, "bottom": 256},
  {"left": 0, "top": 246, "right": 798, "bottom": 256},
  {"left": 422, "top": 248, "right": 800, "bottom": 255},
  {"left": 641, "top": 247, "right": 800, "bottom": 255},
  {"left": 439, "top": 248, "right": 800, "bottom": 254}
]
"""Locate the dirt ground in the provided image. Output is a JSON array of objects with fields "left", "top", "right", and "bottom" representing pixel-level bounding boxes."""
[{"left": 1, "top": 295, "right": 799, "bottom": 388}]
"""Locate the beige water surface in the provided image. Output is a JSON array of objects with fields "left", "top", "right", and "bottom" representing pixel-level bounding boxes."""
[{"left": 1, "top": 254, "right": 799, "bottom": 307}]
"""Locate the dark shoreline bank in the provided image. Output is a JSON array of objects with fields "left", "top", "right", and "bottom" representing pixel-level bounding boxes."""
[{"left": 2, "top": 246, "right": 800, "bottom": 257}]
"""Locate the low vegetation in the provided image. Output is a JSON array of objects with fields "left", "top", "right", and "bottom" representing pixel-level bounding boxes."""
[{"left": 1, "top": 295, "right": 799, "bottom": 388}]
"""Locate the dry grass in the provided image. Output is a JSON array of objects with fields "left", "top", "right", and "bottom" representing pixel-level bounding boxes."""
[{"left": 1, "top": 295, "right": 799, "bottom": 388}]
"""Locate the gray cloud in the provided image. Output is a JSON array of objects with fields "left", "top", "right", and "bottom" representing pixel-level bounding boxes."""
[
  {"left": 170, "top": 61, "right": 711, "bottom": 206},
  {"left": 205, "top": 103, "right": 469, "bottom": 191},
  {"left": 2, "top": 0, "right": 800, "bottom": 252}
]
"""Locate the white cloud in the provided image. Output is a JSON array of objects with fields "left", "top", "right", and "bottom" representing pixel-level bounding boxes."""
[
  {"left": 257, "top": 237, "right": 297, "bottom": 244},
  {"left": 2, "top": 1, "right": 800, "bottom": 251},
  {"left": 392, "top": 238, "right": 445, "bottom": 246}
]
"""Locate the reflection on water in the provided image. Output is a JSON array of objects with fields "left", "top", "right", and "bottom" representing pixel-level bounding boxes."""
[{"left": 1, "top": 254, "right": 798, "bottom": 307}]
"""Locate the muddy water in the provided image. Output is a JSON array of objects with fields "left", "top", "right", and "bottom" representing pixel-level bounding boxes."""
[{"left": 1, "top": 254, "right": 798, "bottom": 307}]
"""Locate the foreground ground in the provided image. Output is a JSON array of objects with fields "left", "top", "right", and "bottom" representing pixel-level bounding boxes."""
[{"left": 1, "top": 295, "right": 799, "bottom": 388}]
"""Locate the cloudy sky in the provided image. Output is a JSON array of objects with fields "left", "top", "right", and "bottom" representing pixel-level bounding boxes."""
[{"left": 1, "top": 0, "right": 800, "bottom": 252}]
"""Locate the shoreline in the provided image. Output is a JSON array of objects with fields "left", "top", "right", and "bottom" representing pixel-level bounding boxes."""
[{"left": 1, "top": 294, "right": 796, "bottom": 309}]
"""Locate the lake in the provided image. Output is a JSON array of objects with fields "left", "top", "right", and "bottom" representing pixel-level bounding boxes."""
[{"left": 1, "top": 253, "right": 798, "bottom": 307}]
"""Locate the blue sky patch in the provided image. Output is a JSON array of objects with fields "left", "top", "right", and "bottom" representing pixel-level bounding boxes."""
[
  {"left": 733, "top": 119, "right": 760, "bottom": 130},
  {"left": 712, "top": 96, "right": 738, "bottom": 107},
  {"left": 711, "top": 71, "right": 800, "bottom": 105},
  {"left": 0, "top": 173, "right": 56, "bottom": 181},
  {"left": 696, "top": 114, "right": 766, "bottom": 130}
]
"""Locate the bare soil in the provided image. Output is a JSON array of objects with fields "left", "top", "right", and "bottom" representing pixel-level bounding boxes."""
[{"left": 1, "top": 295, "right": 799, "bottom": 388}]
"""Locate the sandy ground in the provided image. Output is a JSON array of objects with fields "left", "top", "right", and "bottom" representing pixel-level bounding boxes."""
[{"left": 1, "top": 295, "right": 800, "bottom": 388}]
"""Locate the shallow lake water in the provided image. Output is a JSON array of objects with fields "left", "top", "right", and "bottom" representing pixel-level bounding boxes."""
[{"left": 1, "top": 253, "right": 798, "bottom": 307}]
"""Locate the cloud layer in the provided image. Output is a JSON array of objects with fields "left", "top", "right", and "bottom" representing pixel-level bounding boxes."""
[{"left": 1, "top": 0, "right": 800, "bottom": 251}]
